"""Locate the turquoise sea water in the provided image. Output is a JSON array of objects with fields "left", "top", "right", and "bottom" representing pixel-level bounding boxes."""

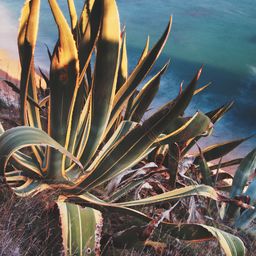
[{"left": 0, "top": 0, "right": 255, "bottom": 155}]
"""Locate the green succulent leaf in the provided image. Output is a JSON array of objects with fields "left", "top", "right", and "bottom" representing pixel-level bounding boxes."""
[
  {"left": 78, "top": 0, "right": 101, "bottom": 84},
  {"left": 118, "top": 184, "right": 219, "bottom": 207},
  {"left": 194, "top": 82, "right": 211, "bottom": 95},
  {"left": 156, "top": 111, "right": 212, "bottom": 146},
  {"left": 229, "top": 148, "right": 256, "bottom": 199},
  {"left": 194, "top": 137, "right": 252, "bottom": 163},
  {"left": 245, "top": 179, "right": 256, "bottom": 205},
  {"left": 201, "top": 225, "right": 245, "bottom": 256},
  {"left": 63, "top": 194, "right": 245, "bottom": 256},
  {"left": 0, "top": 126, "right": 83, "bottom": 182},
  {"left": 116, "top": 33, "right": 128, "bottom": 91},
  {"left": 129, "top": 61, "right": 169, "bottom": 122},
  {"left": 197, "top": 146, "right": 213, "bottom": 186},
  {"left": 10, "top": 151, "right": 43, "bottom": 177},
  {"left": 137, "top": 36, "right": 150, "bottom": 65},
  {"left": 106, "top": 18, "right": 172, "bottom": 135},
  {"left": 18, "top": 0, "right": 40, "bottom": 125},
  {"left": 208, "top": 158, "right": 242, "bottom": 171},
  {"left": 67, "top": 0, "right": 78, "bottom": 33},
  {"left": 206, "top": 101, "right": 234, "bottom": 124},
  {"left": 58, "top": 202, "right": 103, "bottom": 256},
  {"left": 225, "top": 148, "right": 256, "bottom": 219},
  {"left": 79, "top": 0, "right": 95, "bottom": 35},
  {"left": 235, "top": 178, "right": 256, "bottom": 229},
  {"left": 68, "top": 68, "right": 201, "bottom": 193},
  {"left": 235, "top": 207, "right": 256, "bottom": 230},
  {"left": 183, "top": 101, "right": 233, "bottom": 155},
  {"left": 80, "top": 0, "right": 121, "bottom": 167}
]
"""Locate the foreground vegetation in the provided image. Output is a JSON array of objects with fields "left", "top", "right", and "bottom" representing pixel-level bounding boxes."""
[{"left": 0, "top": 0, "right": 255, "bottom": 255}]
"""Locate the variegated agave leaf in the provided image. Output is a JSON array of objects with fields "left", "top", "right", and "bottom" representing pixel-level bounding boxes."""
[
  {"left": 62, "top": 192, "right": 245, "bottom": 256},
  {"left": 225, "top": 148, "right": 256, "bottom": 221},
  {"left": 58, "top": 202, "right": 103, "bottom": 256}
]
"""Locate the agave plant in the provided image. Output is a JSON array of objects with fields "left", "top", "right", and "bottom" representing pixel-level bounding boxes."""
[
  {"left": 0, "top": 0, "right": 248, "bottom": 255},
  {"left": 222, "top": 148, "right": 256, "bottom": 235}
]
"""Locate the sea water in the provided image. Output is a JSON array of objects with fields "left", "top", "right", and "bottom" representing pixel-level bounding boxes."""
[{"left": 0, "top": 0, "right": 255, "bottom": 156}]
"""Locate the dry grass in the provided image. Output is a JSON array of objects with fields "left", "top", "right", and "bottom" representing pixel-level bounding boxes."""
[{"left": 0, "top": 186, "right": 63, "bottom": 256}]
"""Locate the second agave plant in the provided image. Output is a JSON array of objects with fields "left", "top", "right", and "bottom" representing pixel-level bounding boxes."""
[{"left": 0, "top": 0, "right": 252, "bottom": 255}]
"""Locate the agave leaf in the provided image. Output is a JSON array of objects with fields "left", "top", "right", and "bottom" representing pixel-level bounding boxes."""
[
  {"left": 129, "top": 61, "right": 169, "bottom": 122},
  {"left": 68, "top": 120, "right": 136, "bottom": 179},
  {"left": 107, "top": 179, "right": 145, "bottom": 203},
  {"left": 57, "top": 202, "right": 103, "bottom": 256},
  {"left": 194, "top": 82, "right": 211, "bottom": 95},
  {"left": 168, "top": 143, "right": 180, "bottom": 188},
  {"left": 62, "top": 194, "right": 245, "bottom": 256},
  {"left": 45, "top": 43, "right": 53, "bottom": 61},
  {"left": 156, "top": 111, "right": 212, "bottom": 145},
  {"left": 206, "top": 101, "right": 234, "bottom": 124},
  {"left": 18, "top": 0, "right": 40, "bottom": 124},
  {"left": 230, "top": 148, "right": 256, "bottom": 198},
  {"left": 79, "top": 0, "right": 95, "bottom": 36},
  {"left": 39, "top": 95, "right": 50, "bottom": 107},
  {"left": 197, "top": 146, "right": 213, "bottom": 186},
  {"left": 82, "top": 120, "right": 138, "bottom": 175},
  {"left": 5, "top": 172, "right": 28, "bottom": 183},
  {"left": 100, "top": 120, "right": 138, "bottom": 153},
  {"left": 64, "top": 88, "right": 87, "bottom": 169},
  {"left": 121, "top": 37, "right": 150, "bottom": 120},
  {"left": 225, "top": 148, "right": 256, "bottom": 219},
  {"left": 245, "top": 179, "right": 256, "bottom": 205},
  {"left": 155, "top": 144, "right": 169, "bottom": 165},
  {"left": 59, "top": 96, "right": 91, "bottom": 180},
  {"left": 118, "top": 184, "right": 219, "bottom": 207},
  {"left": 0, "top": 127, "right": 83, "bottom": 183},
  {"left": 48, "top": 0, "right": 80, "bottom": 142},
  {"left": 234, "top": 178, "right": 256, "bottom": 229},
  {"left": 6, "top": 169, "right": 41, "bottom": 181},
  {"left": 1, "top": 77, "right": 44, "bottom": 170},
  {"left": 235, "top": 207, "right": 256, "bottom": 230},
  {"left": 194, "top": 136, "right": 252, "bottom": 163},
  {"left": 69, "top": 69, "right": 201, "bottom": 192},
  {"left": 144, "top": 68, "right": 202, "bottom": 136},
  {"left": 106, "top": 162, "right": 160, "bottom": 202},
  {"left": 80, "top": 0, "right": 121, "bottom": 167},
  {"left": 67, "top": 0, "right": 78, "bottom": 33},
  {"left": 116, "top": 33, "right": 128, "bottom": 91},
  {"left": 38, "top": 67, "right": 49, "bottom": 87},
  {"left": 208, "top": 158, "right": 242, "bottom": 171},
  {"left": 78, "top": 0, "right": 101, "bottom": 85},
  {"left": 10, "top": 151, "right": 43, "bottom": 177},
  {"left": 123, "top": 90, "right": 138, "bottom": 122},
  {"left": 201, "top": 225, "right": 245, "bottom": 256},
  {"left": 183, "top": 101, "right": 234, "bottom": 155},
  {"left": 0, "top": 123, "right": 4, "bottom": 134},
  {"left": 106, "top": 18, "right": 172, "bottom": 135},
  {"left": 13, "top": 179, "right": 51, "bottom": 197},
  {"left": 74, "top": 97, "right": 92, "bottom": 159},
  {"left": 67, "top": 94, "right": 91, "bottom": 159},
  {"left": 137, "top": 36, "right": 150, "bottom": 65},
  {"left": 48, "top": 0, "right": 80, "bottom": 178}
]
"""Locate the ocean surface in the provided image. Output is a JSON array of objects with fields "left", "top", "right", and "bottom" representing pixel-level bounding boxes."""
[{"left": 0, "top": 0, "right": 255, "bottom": 157}]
